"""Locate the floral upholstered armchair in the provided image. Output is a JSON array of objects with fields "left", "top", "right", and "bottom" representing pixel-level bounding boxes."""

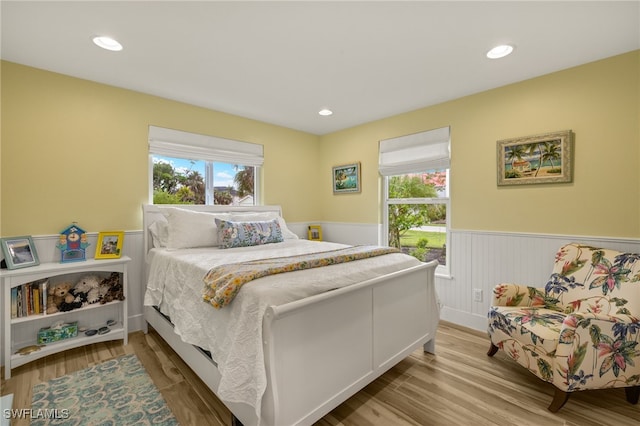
[{"left": 487, "top": 243, "right": 640, "bottom": 412}]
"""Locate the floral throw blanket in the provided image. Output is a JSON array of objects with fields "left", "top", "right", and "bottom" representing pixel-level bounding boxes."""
[{"left": 202, "top": 245, "right": 400, "bottom": 308}]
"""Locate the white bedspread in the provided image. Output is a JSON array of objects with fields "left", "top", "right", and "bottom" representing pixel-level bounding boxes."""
[{"left": 144, "top": 240, "right": 422, "bottom": 420}]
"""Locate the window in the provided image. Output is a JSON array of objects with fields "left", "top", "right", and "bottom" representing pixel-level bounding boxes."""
[
  {"left": 148, "top": 126, "right": 263, "bottom": 205},
  {"left": 379, "top": 127, "right": 450, "bottom": 274}
]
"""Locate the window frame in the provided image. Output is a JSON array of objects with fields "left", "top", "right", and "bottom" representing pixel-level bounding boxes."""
[
  {"left": 379, "top": 126, "right": 451, "bottom": 277},
  {"left": 382, "top": 171, "right": 451, "bottom": 277},
  {"left": 148, "top": 155, "right": 260, "bottom": 206},
  {"left": 148, "top": 126, "right": 262, "bottom": 206}
]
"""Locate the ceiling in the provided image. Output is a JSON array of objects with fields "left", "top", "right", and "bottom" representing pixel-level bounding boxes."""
[{"left": 2, "top": 1, "right": 639, "bottom": 135}]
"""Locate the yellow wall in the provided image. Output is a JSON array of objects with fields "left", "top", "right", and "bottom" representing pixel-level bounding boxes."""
[
  {"left": 319, "top": 51, "right": 640, "bottom": 238},
  {"left": 2, "top": 51, "right": 639, "bottom": 238},
  {"left": 0, "top": 62, "right": 321, "bottom": 235}
]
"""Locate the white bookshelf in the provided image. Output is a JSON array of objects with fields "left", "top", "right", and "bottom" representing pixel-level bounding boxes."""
[{"left": 2, "top": 256, "right": 130, "bottom": 379}]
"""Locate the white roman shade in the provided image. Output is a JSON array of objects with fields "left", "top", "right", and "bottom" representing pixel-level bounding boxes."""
[
  {"left": 148, "top": 126, "right": 264, "bottom": 167},
  {"left": 378, "top": 126, "right": 450, "bottom": 176}
]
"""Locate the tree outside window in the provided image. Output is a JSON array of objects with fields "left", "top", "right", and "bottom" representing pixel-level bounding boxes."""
[
  {"left": 387, "top": 170, "right": 448, "bottom": 266},
  {"left": 152, "top": 155, "right": 255, "bottom": 205}
]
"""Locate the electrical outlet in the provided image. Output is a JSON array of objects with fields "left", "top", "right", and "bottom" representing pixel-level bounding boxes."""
[{"left": 473, "top": 289, "right": 483, "bottom": 302}]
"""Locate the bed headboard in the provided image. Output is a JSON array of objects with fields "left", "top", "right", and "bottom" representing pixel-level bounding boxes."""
[{"left": 142, "top": 204, "right": 283, "bottom": 256}]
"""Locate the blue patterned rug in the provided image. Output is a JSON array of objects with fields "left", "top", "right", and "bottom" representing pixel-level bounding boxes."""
[{"left": 31, "top": 354, "right": 178, "bottom": 425}]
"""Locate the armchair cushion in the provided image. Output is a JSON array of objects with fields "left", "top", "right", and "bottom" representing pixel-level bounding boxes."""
[{"left": 491, "top": 306, "right": 566, "bottom": 354}]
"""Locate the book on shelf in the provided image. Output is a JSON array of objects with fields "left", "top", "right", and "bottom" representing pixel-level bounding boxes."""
[
  {"left": 11, "top": 287, "right": 18, "bottom": 318},
  {"left": 10, "top": 278, "right": 48, "bottom": 319}
]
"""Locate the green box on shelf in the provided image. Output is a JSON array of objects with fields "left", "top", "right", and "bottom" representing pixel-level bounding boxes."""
[{"left": 37, "top": 322, "right": 78, "bottom": 344}]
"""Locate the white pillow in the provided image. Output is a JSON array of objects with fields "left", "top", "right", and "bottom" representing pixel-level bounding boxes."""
[
  {"left": 161, "top": 207, "right": 231, "bottom": 249},
  {"left": 231, "top": 212, "right": 299, "bottom": 240},
  {"left": 148, "top": 219, "right": 169, "bottom": 248}
]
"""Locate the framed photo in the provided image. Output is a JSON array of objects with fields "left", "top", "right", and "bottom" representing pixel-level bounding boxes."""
[
  {"left": 1, "top": 236, "right": 39, "bottom": 269},
  {"left": 333, "top": 162, "right": 361, "bottom": 194},
  {"left": 308, "top": 225, "right": 323, "bottom": 241},
  {"left": 95, "top": 231, "right": 124, "bottom": 259},
  {"left": 497, "top": 130, "right": 574, "bottom": 186}
]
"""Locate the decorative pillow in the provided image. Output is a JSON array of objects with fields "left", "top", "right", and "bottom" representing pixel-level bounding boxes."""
[
  {"left": 161, "top": 207, "right": 231, "bottom": 249},
  {"left": 216, "top": 218, "right": 284, "bottom": 249},
  {"left": 231, "top": 212, "right": 298, "bottom": 240}
]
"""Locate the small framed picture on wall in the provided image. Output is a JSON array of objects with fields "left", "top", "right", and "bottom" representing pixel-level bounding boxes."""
[{"left": 332, "top": 162, "right": 361, "bottom": 194}]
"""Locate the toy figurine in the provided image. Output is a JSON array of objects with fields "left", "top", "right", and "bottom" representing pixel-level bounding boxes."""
[{"left": 57, "top": 223, "right": 90, "bottom": 262}]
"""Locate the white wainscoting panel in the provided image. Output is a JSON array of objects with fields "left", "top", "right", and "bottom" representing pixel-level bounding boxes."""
[
  {"left": 440, "top": 231, "right": 640, "bottom": 331},
  {"left": 3, "top": 224, "right": 638, "bottom": 368},
  {"left": 288, "top": 222, "right": 381, "bottom": 245},
  {"left": 311, "top": 223, "right": 640, "bottom": 332},
  {"left": 285, "top": 223, "right": 312, "bottom": 240}
]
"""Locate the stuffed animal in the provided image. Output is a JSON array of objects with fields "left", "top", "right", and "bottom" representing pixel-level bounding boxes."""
[
  {"left": 72, "top": 275, "right": 102, "bottom": 305},
  {"left": 100, "top": 272, "right": 125, "bottom": 304},
  {"left": 46, "top": 282, "right": 74, "bottom": 314},
  {"left": 58, "top": 288, "right": 86, "bottom": 312},
  {"left": 97, "top": 272, "right": 115, "bottom": 300},
  {"left": 58, "top": 274, "right": 103, "bottom": 312}
]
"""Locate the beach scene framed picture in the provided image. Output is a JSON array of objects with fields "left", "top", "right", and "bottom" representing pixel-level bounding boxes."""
[
  {"left": 333, "top": 162, "right": 361, "bottom": 194},
  {"left": 1, "top": 236, "right": 39, "bottom": 269},
  {"left": 497, "top": 130, "right": 573, "bottom": 186}
]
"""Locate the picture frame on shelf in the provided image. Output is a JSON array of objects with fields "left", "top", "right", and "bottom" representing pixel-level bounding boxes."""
[
  {"left": 95, "top": 231, "right": 124, "bottom": 259},
  {"left": 1, "top": 236, "right": 40, "bottom": 269},
  {"left": 497, "top": 130, "right": 574, "bottom": 186},
  {"left": 333, "top": 162, "right": 361, "bottom": 194},
  {"left": 308, "top": 225, "right": 323, "bottom": 241}
]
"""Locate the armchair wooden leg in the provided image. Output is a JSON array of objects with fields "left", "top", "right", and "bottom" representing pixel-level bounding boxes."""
[
  {"left": 548, "top": 388, "right": 570, "bottom": 412},
  {"left": 487, "top": 342, "right": 499, "bottom": 357},
  {"left": 625, "top": 386, "right": 640, "bottom": 404}
]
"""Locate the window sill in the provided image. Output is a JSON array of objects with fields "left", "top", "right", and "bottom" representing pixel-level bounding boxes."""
[{"left": 435, "top": 270, "right": 453, "bottom": 280}]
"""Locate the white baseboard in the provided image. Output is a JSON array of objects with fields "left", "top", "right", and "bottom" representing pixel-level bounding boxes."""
[{"left": 440, "top": 306, "right": 488, "bottom": 332}]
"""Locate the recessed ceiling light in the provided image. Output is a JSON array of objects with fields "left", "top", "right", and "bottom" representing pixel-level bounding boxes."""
[
  {"left": 486, "top": 44, "right": 514, "bottom": 59},
  {"left": 92, "top": 36, "right": 123, "bottom": 52},
  {"left": 318, "top": 109, "right": 333, "bottom": 116}
]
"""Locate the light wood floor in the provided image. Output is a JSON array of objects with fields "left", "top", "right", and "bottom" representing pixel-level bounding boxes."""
[{"left": 2, "top": 322, "right": 638, "bottom": 426}]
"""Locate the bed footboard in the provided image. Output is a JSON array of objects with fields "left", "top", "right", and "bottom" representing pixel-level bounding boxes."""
[{"left": 260, "top": 260, "right": 439, "bottom": 426}]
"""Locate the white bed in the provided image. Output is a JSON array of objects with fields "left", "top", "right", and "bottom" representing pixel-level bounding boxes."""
[{"left": 142, "top": 204, "right": 439, "bottom": 426}]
